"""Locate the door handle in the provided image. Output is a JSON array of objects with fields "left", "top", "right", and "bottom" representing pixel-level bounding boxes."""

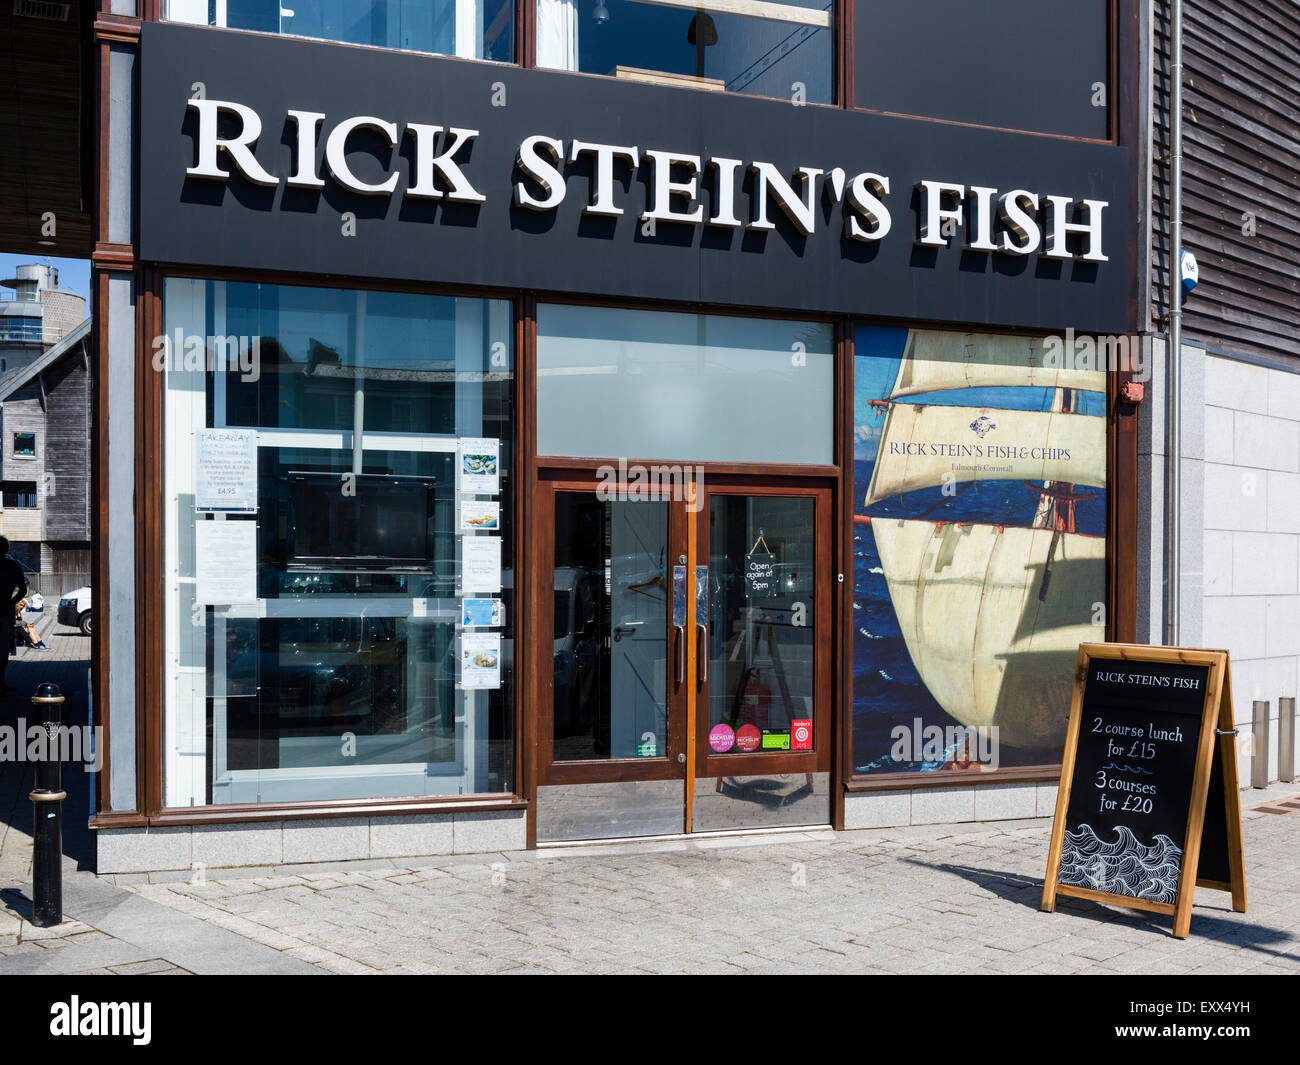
[
  {"left": 695, "top": 564, "right": 709, "bottom": 687},
  {"left": 672, "top": 563, "right": 687, "bottom": 687}
]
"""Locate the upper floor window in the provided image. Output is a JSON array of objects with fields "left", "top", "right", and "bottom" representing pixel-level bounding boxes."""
[
  {"left": 0, "top": 318, "right": 43, "bottom": 343},
  {"left": 1, "top": 482, "right": 38, "bottom": 509},
  {"left": 163, "top": 0, "right": 515, "bottom": 63},
  {"left": 12, "top": 433, "right": 36, "bottom": 459},
  {"left": 853, "top": 0, "right": 1108, "bottom": 139},
  {"left": 537, "top": 0, "right": 832, "bottom": 103}
]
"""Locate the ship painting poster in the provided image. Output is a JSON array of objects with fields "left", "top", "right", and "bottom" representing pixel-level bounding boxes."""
[{"left": 852, "top": 326, "right": 1107, "bottom": 774}]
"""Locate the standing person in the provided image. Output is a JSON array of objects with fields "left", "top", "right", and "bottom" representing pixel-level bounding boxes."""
[{"left": 0, "top": 537, "right": 28, "bottom": 693}]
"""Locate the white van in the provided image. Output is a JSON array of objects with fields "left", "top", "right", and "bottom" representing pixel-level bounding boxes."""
[{"left": 57, "top": 586, "right": 93, "bottom": 636}]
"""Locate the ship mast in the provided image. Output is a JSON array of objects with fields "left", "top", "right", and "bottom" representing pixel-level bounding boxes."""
[{"left": 1025, "top": 388, "right": 1100, "bottom": 600}]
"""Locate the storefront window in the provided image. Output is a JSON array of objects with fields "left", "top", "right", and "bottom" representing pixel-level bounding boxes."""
[
  {"left": 851, "top": 326, "right": 1107, "bottom": 776},
  {"left": 537, "top": 304, "right": 833, "bottom": 463},
  {"left": 536, "top": 0, "right": 832, "bottom": 103},
  {"left": 162, "top": 278, "right": 514, "bottom": 806},
  {"left": 163, "top": 0, "right": 515, "bottom": 63}
]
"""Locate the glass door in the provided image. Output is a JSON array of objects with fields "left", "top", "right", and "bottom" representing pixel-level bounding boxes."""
[
  {"left": 693, "top": 482, "right": 832, "bottom": 831},
  {"left": 535, "top": 472, "right": 691, "bottom": 841},
  {"left": 534, "top": 472, "right": 830, "bottom": 842}
]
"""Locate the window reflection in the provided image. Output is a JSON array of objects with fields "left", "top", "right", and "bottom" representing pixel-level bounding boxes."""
[
  {"left": 165, "top": 0, "right": 515, "bottom": 62},
  {"left": 552, "top": 492, "right": 668, "bottom": 761},
  {"left": 163, "top": 278, "right": 514, "bottom": 807},
  {"left": 538, "top": 0, "right": 833, "bottom": 102}
]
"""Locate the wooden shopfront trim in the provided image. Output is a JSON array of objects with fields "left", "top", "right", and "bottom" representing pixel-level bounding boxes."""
[
  {"left": 140, "top": 266, "right": 164, "bottom": 818},
  {"left": 833, "top": 318, "right": 851, "bottom": 827},
  {"left": 91, "top": 794, "right": 527, "bottom": 831},
  {"left": 538, "top": 455, "right": 839, "bottom": 481},
  {"left": 840, "top": 316, "right": 1140, "bottom": 793},
  {"left": 518, "top": 294, "right": 540, "bottom": 846},
  {"left": 91, "top": 9, "right": 148, "bottom": 815},
  {"left": 525, "top": 296, "right": 846, "bottom": 838},
  {"left": 135, "top": 265, "right": 532, "bottom": 821},
  {"left": 844, "top": 766, "right": 1063, "bottom": 793},
  {"left": 130, "top": 272, "right": 1139, "bottom": 820},
  {"left": 134, "top": 275, "right": 851, "bottom": 830},
  {"left": 143, "top": 794, "right": 528, "bottom": 827}
]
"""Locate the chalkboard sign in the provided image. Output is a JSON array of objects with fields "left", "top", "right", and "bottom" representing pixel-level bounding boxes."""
[{"left": 1042, "top": 644, "right": 1246, "bottom": 939}]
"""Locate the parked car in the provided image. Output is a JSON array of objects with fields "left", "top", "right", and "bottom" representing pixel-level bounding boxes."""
[{"left": 58, "top": 586, "right": 92, "bottom": 636}]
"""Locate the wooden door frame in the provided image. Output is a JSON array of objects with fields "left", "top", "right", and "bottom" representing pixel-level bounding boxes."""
[
  {"left": 530, "top": 464, "right": 837, "bottom": 820},
  {"left": 532, "top": 467, "right": 691, "bottom": 787}
]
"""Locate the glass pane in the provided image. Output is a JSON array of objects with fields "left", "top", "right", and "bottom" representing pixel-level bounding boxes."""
[
  {"left": 537, "top": 304, "right": 833, "bottom": 464},
  {"left": 217, "top": 284, "right": 512, "bottom": 437},
  {"left": 553, "top": 491, "right": 669, "bottom": 761},
  {"left": 162, "top": 277, "right": 514, "bottom": 806},
  {"left": 165, "top": 0, "right": 515, "bottom": 63},
  {"left": 706, "top": 495, "right": 815, "bottom": 753},
  {"left": 536, "top": 0, "right": 832, "bottom": 103}
]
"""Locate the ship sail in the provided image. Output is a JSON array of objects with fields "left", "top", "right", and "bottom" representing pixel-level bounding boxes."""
[
  {"left": 871, "top": 517, "right": 1105, "bottom": 747},
  {"left": 864, "top": 402, "right": 1105, "bottom": 507},
  {"left": 890, "top": 330, "right": 1103, "bottom": 398}
]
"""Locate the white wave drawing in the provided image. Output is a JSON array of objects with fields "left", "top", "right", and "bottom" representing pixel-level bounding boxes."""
[{"left": 1058, "top": 824, "right": 1183, "bottom": 904}]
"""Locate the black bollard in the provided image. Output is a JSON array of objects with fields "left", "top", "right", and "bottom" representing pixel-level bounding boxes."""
[{"left": 29, "top": 682, "right": 65, "bottom": 928}]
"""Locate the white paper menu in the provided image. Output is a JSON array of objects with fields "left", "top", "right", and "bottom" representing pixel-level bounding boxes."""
[
  {"left": 461, "top": 535, "right": 502, "bottom": 594},
  {"left": 195, "top": 521, "right": 258, "bottom": 604}
]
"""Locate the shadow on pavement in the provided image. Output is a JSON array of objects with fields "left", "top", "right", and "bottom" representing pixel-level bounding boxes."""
[
  {"left": 907, "top": 856, "right": 1299, "bottom": 957},
  {"left": 0, "top": 630, "right": 96, "bottom": 874}
]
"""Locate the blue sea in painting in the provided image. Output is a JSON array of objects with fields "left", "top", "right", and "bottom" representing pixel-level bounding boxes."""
[
  {"left": 851, "top": 324, "right": 1107, "bottom": 775},
  {"left": 851, "top": 460, "right": 1106, "bottom": 774}
]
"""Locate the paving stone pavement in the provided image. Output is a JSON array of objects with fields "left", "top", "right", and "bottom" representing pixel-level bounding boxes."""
[
  {"left": 0, "top": 611, "right": 96, "bottom": 889},
  {"left": 0, "top": 625, "right": 318, "bottom": 976},
  {"left": 0, "top": 911, "right": 192, "bottom": 975},
  {"left": 4, "top": 622, "right": 1299, "bottom": 975},
  {"left": 111, "top": 801, "right": 1300, "bottom": 975}
]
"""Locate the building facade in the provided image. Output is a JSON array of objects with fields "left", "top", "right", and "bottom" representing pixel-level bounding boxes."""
[
  {"left": 0, "top": 320, "right": 94, "bottom": 584},
  {"left": 0, "top": 264, "right": 87, "bottom": 376},
  {"left": 0, "top": 264, "right": 91, "bottom": 579},
  {"left": 79, "top": 0, "right": 1157, "bottom": 873}
]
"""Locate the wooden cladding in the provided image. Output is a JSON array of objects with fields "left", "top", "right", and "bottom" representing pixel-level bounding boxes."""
[{"left": 1151, "top": 0, "right": 1300, "bottom": 366}]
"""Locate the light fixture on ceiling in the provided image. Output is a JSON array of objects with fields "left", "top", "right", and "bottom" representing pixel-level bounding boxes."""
[
  {"left": 687, "top": 12, "right": 718, "bottom": 47},
  {"left": 593, "top": 0, "right": 610, "bottom": 25},
  {"left": 687, "top": 11, "right": 718, "bottom": 77}
]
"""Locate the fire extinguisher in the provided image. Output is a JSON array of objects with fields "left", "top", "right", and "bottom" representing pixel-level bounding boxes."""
[{"left": 732, "top": 666, "right": 771, "bottom": 729}]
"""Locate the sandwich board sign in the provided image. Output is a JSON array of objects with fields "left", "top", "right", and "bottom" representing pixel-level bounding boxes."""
[{"left": 1042, "top": 643, "right": 1246, "bottom": 939}]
